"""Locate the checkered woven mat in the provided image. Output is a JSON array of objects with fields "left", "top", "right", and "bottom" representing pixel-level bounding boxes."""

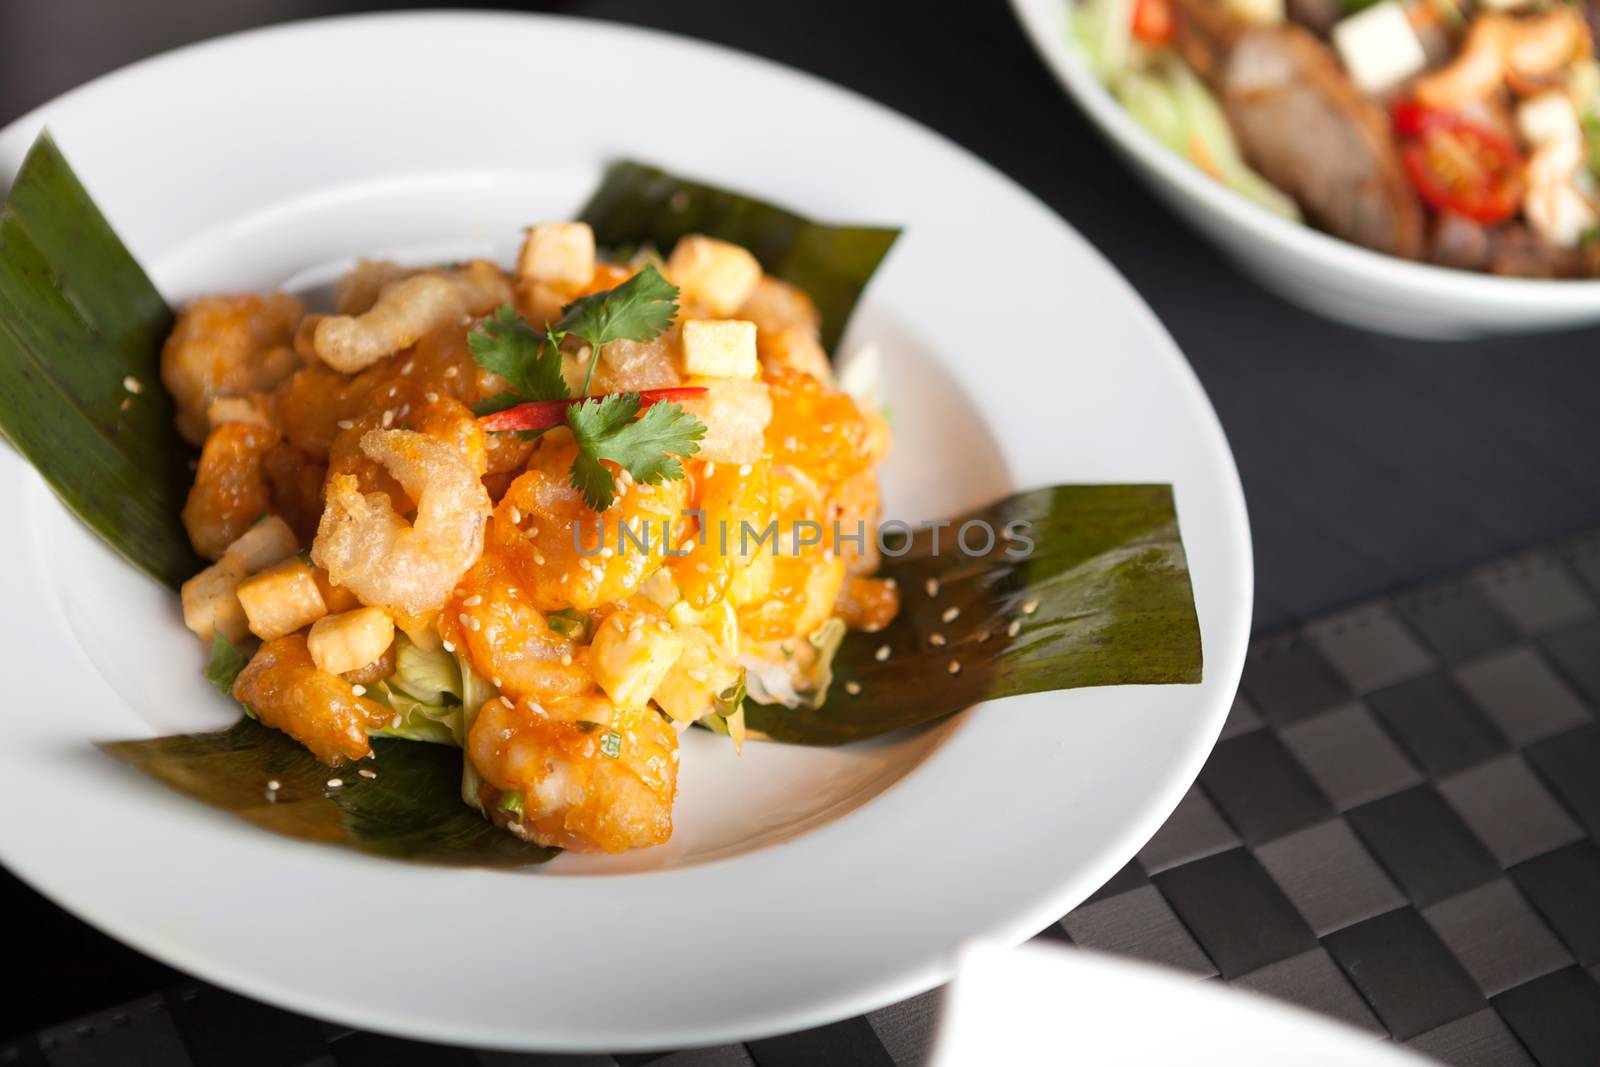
[{"left": 7, "top": 532, "right": 1600, "bottom": 1067}]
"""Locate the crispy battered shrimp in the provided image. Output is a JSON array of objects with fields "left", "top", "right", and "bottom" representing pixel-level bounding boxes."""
[
  {"left": 312, "top": 260, "right": 511, "bottom": 373},
  {"left": 333, "top": 259, "right": 420, "bottom": 315},
  {"left": 182, "top": 422, "right": 282, "bottom": 560},
  {"left": 234, "top": 633, "right": 392, "bottom": 765},
  {"left": 469, "top": 692, "right": 677, "bottom": 853},
  {"left": 446, "top": 553, "right": 595, "bottom": 707},
  {"left": 1414, "top": 9, "right": 1589, "bottom": 109},
  {"left": 160, "top": 293, "right": 303, "bottom": 444},
  {"left": 312, "top": 423, "right": 492, "bottom": 618},
  {"left": 491, "top": 435, "right": 688, "bottom": 612}
]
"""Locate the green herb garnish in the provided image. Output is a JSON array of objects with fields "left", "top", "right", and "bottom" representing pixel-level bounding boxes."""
[
  {"left": 546, "top": 608, "right": 591, "bottom": 640},
  {"left": 467, "top": 305, "right": 569, "bottom": 405},
  {"left": 566, "top": 393, "right": 705, "bottom": 511},
  {"left": 496, "top": 789, "right": 526, "bottom": 819},
  {"left": 203, "top": 633, "right": 250, "bottom": 697},
  {"left": 600, "top": 731, "right": 623, "bottom": 759}
]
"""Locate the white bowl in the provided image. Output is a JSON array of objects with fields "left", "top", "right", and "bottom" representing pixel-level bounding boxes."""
[{"left": 1011, "top": 0, "right": 1600, "bottom": 339}]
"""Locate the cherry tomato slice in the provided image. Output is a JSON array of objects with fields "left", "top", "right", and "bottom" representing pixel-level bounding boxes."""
[
  {"left": 1392, "top": 103, "right": 1523, "bottom": 225},
  {"left": 1132, "top": 0, "right": 1175, "bottom": 45}
]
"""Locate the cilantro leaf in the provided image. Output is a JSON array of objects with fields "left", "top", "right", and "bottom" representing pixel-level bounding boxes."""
[
  {"left": 565, "top": 393, "right": 706, "bottom": 511},
  {"left": 466, "top": 305, "right": 569, "bottom": 403},
  {"left": 205, "top": 633, "right": 250, "bottom": 698},
  {"left": 557, "top": 265, "right": 679, "bottom": 350},
  {"left": 558, "top": 266, "right": 679, "bottom": 394}
]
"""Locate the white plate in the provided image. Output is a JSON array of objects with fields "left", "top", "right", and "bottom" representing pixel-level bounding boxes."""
[
  {"left": 1011, "top": 0, "right": 1600, "bottom": 339},
  {"left": 0, "top": 12, "right": 1251, "bottom": 1051},
  {"left": 934, "top": 943, "right": 1428, "bottom": 1065}
]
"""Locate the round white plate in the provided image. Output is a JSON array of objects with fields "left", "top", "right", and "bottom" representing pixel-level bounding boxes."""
[{"left": 0, "top": 12, "right": 1251, "bottom": 1051}]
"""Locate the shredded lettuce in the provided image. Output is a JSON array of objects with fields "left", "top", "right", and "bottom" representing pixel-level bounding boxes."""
[
  {"left": 391, "top": 636, "right": 462, "bottom": 705},
  {"left": 456, "top": 652, "right": 496, "bottom": 814},
  {"left": 365, "top": 634, "right": 466, "bottom": 746},
  {"left": 741, "top": 617, "right": 848, "bottom": 711}
]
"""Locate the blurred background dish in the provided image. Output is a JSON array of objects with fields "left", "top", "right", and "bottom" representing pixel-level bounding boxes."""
[{"left": 1012, "top": 0, "right": 1600, "bottom": 337}]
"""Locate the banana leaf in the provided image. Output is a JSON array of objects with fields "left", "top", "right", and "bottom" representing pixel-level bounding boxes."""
[
  {"left": 746, "top": 485, "right": 1203, "bottom": 745},
  {"left": 0, "top": 131, "right": 198, "bottom": 589},
  {"left": 101, "top": 718, "right": 558, "bottom": 867},
  {"left": 580, "top": 161, "right": 900, "bottom": 353}
]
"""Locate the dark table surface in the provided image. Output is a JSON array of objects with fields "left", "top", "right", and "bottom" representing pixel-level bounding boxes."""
[{"left": 4, "top": 0, "right": 1600, "bottom": 1049}]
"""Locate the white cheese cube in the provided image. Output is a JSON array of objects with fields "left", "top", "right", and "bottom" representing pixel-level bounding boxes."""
[
  {"left": 307, "top": 607, "right": 395, "bottom": 676},
  {"left": 517, "top": 223, "right": 595, "bottom": 288},
  {"left": 237, "top": 558, "right": 328, "bottom": 641},
  {"left": 681, "top": 319, "right": 758, "bottom": 380},
  {"left": 1518, "top": 91, "right": 1582, "bottom": 150},
  {"left": 223, "top": 515, "right": 299, "bottom": 573},
  {"left": 1332, "top": 2, "right": 1426, "bottom": 96},
  {"left": 588, "top": 609, "right": 685, "bottom": 708},
  {"left": 666, "top": 236, "right": 762, "bottom": 316},
  {"left": 181, "top": 557, "right": 250, "bottom": 643}
]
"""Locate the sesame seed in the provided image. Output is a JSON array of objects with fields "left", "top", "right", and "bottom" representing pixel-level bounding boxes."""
[
  {"left": 442, "top": 640, "right": 455, "bottom": 652},
  {"left": 491, "top": 676, "right": 503, "bottom": 688},
  {"left": 875, "top": 644, "right": 891, "bottom": 662},
  {"left": 529, "top": 702, "right": 546, "bottom": 717},
  {"left": 930, "top": 633, "right": 947, "bottom": 647},
  {"left": 463, "top": 595, "right": 483, "bottom": 607},
  {"left": 120, "top": 398, "right": 133, "bottom": 412},
  {"left": 509, "top": 507, "right": 522, "bottom": 524},
  {"left": 560, "top": 654, "right": 572, "bottom": 666},
  {"left": 381, "top": 408, "right": 395, "bottom": 427},
  {"left": 500, "top": 696, "right": 514, "bottom": 709},
  {"left": 400, "top": 360, "right": 415, "bottom": 375},
  {"left": 359, "top": 769, "right": 377, "bottom": 779},
  {"left": 468, "top": 616, "right": 481, "bottom": 631},
  {"left": 266, "top": 779, "right": 281, "bottom": 791},
  {"left": 627, "top": 629, "right": 642, "bottom": 646},
  {"left": 337, "top": 419, "right": 355, "bottom": 430},
  {"left": 976, "top": 628, "right": 992, "bottom": 642},
  {"left": 534, "top": 553, "right": 546, "bottom": 565},
  {"left": 444, "top": 365, "right": 459, "bottom": 378},
  {"left": 1007, "top": 619, "right": 1022, "bottom": 638},
  {"left": 458, "top": 612, "right": 471, "bottom": 628},
  {"left": 600, "top": 547, "right": 614, "bottom": 558},
  {"left": 925, "top": 578, "right": 941, "bottom": 597},
  {"left": 947, "top": 660, "right": 961, "bottom": 675},
  {"left": 705, "top": 461, "right": 716, "bottom": 476},
  {"left": 351, "top": 684, "right": 367, "bottom": 696},
  {"left": 845, "top": 681, "right": 862, "bottom": 696},
  {"left": 122, "top": 376, "right": 143, "bottom": 394},
  {"left": 1022, "top": 599, "right": 1040, "bottom": 615},
  {"left": 941, "top": 606, "right": 961, "bottom": 623},
  {"left": 390, "top": 714, "right": 402, "bottom": 728},
  {"left": 425, "top": 391, "right": 439, "bottom": 402},
  {"left": 885, "top": 577, "right": 898, "bottom": 589},
  {"left": 738, "top": 464, "right": 752, "bottom": 476},
  {"left": 327, "top": 778, "right": 344, "bottom": 788}
]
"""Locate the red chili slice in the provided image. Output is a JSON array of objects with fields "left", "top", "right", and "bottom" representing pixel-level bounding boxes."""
[
  {"left": 1392, "top": 102, "right": 1523, "bottom": 225},
  {"left": 477, "top": 387, "right": 707, "bottom": 433}
]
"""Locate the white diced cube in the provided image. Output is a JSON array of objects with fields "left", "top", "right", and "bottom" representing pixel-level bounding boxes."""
[
  {"left": 681, "top": 319, "right": 758, "bottom": 379},
  {"left": 224, "top": 515, "right": 299, "bottom": 573},
  {"left": 237, "top": 558, "right": 328, "bottom": 641},
  {"left": 307, "top": 607, "right": 395, "bottom": 676},
  {"left": 1518, "top": 92, "right": 1582, "bottom": 150},
  {"left": 517, "top": 223, "right": 595, "bottom": 287},
  {"left": 1224, "top": 0, "right": 1284, "bottom": 26},
  {"left": 666, "top": 236, "right": 762, "bottom": 315},
  {"left": 1333, "top": 2, "right": 1427, "bottom": 96},
  {"left": 588, "top": 610, "right": 685, "bottom": 708},
  {"left": 181, "top": 556, "right": 251, "bottom": 643}
]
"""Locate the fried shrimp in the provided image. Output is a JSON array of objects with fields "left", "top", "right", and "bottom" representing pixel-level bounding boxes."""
[
  {"left": 1414, "top": 9, "right": 1589, "bottom": 108},
  {"left": 312, "top": 260, "right": 512, "bottom": 373},
  {"left": 469, "top": 692, "right": 677, "bottom": 853},
  {"left": 160, "top": 293, "right": 303, "bottom": 444},
  {"left": 333, "top": 259, "right": 419, "bottom": 315},
  {"left": 183, "top": 421, "right": 283, "bottom": 559},
  {"left": 312, "top": 424, "right": 492, "bottom": 618},
  {"left": 234, "top": 633, "right": 392, "bottom": 765}
]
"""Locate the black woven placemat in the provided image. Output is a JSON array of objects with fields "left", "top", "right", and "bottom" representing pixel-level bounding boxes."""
[{"left": 6, "top": 532, "right": 1600, "bottom": 1066}]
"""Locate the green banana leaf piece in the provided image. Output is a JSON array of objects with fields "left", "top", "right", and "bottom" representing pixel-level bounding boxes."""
[
  {"left": 101, "top": 718, "right": 558, "bottom": 868},
  {"left": 746, "top": 485, "right": 1203, "bottom": 745},
  {"left": 579, "top": 161, "right": 900, "bottom": 353},
  {"left": 0, "top": 131, "right": 198, "bottom": 589}
]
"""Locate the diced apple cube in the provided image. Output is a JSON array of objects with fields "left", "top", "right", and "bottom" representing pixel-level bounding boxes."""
[
  {"left": 223, "top": 515, "right": 299, "bottom": 572},
  {"left": 666, "top": 236, "right": 762, "bottom": 316},
  {"left": 677, "top": 378, "right": 772, "bottom": 464},
  {"left": 588, "top": 609, "right": 685, "bottom": 708},
  {"left": 517, "top": 223, "right": 595, "bottom": 287},
  {"left": 181, "top": 556, "right": 251, "bottom": 643},
  {"left": 308, "top": 607, "right": 395, "bottom": 676},
  {"left": 682, "top": 319, "right": 758, "bottom": 380},
  {"left": 653, "top": 627, "right": 741, "bottom": 723},
  {"left": 237, "top": 558, "right": 328, "bottom": 641},
  {"left": 1518, "top": 92, "right": 1581, "bottom": 150}
]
